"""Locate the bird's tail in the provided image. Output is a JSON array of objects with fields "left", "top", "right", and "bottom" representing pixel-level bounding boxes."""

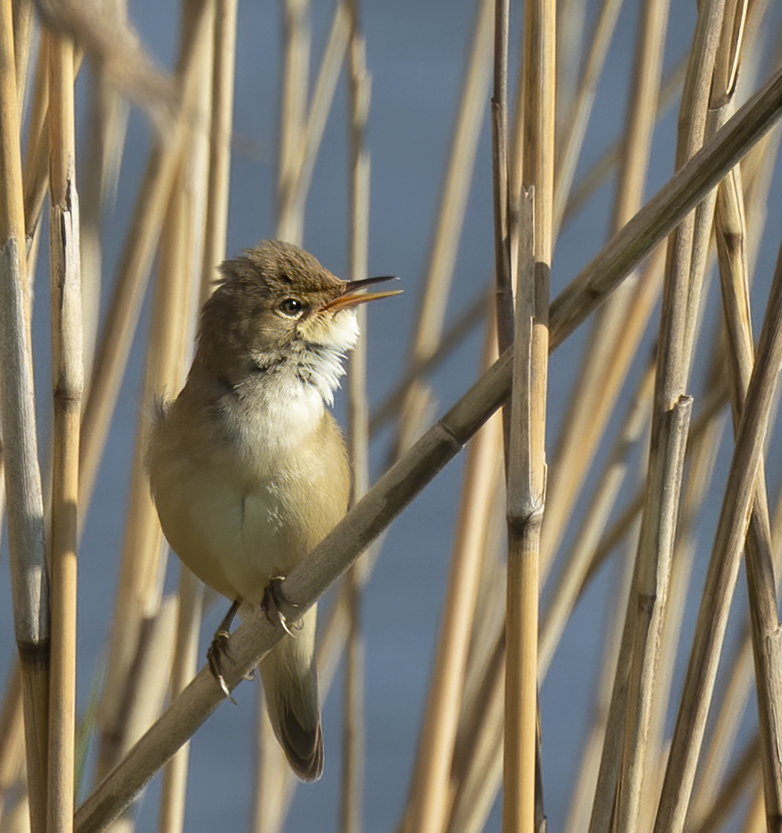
[{"left": 259, "top": 604, "right": 324, "bottom": 781}]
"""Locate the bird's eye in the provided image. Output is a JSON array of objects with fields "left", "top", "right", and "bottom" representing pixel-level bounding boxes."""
[{"left": 279, "top": 298, "right": 305, "bottom": 317}]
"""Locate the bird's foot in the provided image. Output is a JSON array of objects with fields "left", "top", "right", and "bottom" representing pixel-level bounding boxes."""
[
  {"left": 262, "top": 576, "right": 302, "bottom": 638},
  {"left": 207, "top": 599, "right": 243, "bottom": 704},
  {"left": 207, "top": 628, "right": 238, "bottom": 704}
]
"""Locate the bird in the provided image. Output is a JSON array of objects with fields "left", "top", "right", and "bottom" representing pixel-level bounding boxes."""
[{"left": 147, "top": 240, "right": 399, "bottom": 781}]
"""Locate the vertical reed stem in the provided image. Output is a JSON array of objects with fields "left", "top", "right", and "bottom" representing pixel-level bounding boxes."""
[
  {"left": 47, "top": 27, "right": 83, "bottom": 833},
  {"left": 342, "top": 4, "right": 370, "bottom": 830},
  {"left": 503, "top": 0, "right": 554, "bottom": 827},
  {"left": 504, "top": 193, "right": 548, "bottom": 833},
  {"left": 0, "top": 3, "right": 49, "bottom": 830}
]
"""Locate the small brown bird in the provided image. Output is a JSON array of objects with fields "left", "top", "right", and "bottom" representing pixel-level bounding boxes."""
[{"left": 147, "top": 240, "right": 399, "bottom": 780}]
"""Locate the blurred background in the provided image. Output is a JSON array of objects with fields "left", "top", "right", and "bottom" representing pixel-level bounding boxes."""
[{"left": 3, "top": 0, "right": 782, "bottom": 831}]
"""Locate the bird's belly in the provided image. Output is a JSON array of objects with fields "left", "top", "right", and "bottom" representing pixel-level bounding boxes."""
[{"left": 154, "top": 462, "right": 304, "bottom": 605}]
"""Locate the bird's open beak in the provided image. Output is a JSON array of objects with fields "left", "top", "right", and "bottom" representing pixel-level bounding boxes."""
[{"left": 321, "top": 275, "right": 402, "bottom": 313}]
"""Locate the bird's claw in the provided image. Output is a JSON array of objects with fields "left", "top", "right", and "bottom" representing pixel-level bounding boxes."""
[
  {"left": 207, "top": 628, "right": 237, "bottom": 705},
  {"left": 263, "top": 576, "right": 302, "bottom": 638}
]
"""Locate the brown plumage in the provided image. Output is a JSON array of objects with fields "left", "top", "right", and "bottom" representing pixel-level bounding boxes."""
[{"left": 148, "top": 240, "right": 398, "bottom": 780}]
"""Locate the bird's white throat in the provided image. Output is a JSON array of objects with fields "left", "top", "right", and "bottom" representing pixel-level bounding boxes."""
[
  {"left": 229, "top": 308, "right": 359, "bottom": 458},
  {"left": 293, "top": 307, "right": 360, "bottom": 406}
]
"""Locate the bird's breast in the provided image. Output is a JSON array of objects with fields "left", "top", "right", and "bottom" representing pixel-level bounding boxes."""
[{"left": 149, "top": 377, "right": 350, "bottom": 604}]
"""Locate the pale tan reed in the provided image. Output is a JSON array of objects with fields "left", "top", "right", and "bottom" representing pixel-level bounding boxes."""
[
  {"left": 47, "top": 26, "right": 84, "bottom": 833},
  {"left": 394, "top": 0, "right": 493, "bottom": 456},
  {"left": 503, "top": 0, "right": 554, "bottom": 828},
  {"left": 93, "top": 0, "right": 215, "bottom": 790},
  {"left": 541, "top": 0, "right": 670, "bottom": 580},
  {"left": 341, "top": 3, "right": 371, "bottom": 830},
  {"left": 0, "top": 1, "right": 49, "bottom": 830}
]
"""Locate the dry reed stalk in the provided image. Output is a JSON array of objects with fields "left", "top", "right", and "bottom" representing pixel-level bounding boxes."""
[
  {"left": 47, "top": 25, "right": 83, "bottom": 833},
  {"left": 644, "top": 3, "right": 760, "bottom": 825},
  {"left": 403, "top": 332, "right": 503, "bottom": 833},
  {"left": 90, "top": 0, "right": 214, "bottom": 783},
  {"left": 99, "top": 145, "right": 207, "bottom": 804},
  {"left": 539, "top": 361, "right": 654, "bottom": 679},
  {"left": 503, "top": 0, "right": 554, "bottom": 825},
  {"left": 447, "top": 643, "right": 505, "bottom": 833},
  {"left": 92, "top": 162, "right": 176, "bottom": 784},
  {"left": 12, "top": 0, "right": 33, "bottom": 110},
  {"left": 275, "top": 0, "right": 310, "bottom": 244},
  {"left": 5, "top": 795, "right": 32, "bottom": 833},
  {"left": 200, "top": 0, "right": 236, "bottom": 302},
  {"left": 77, "top": 0, "right": 212, "bottom": 514},
  {"left": 0, "top": 665, "right": 25, "bottom": 825},
  {"left": 341, "top": 8, "right": 370, "bottom": 831},
  {"left": 157, "top": 571, "right": 204, "bottom": 833},
  {"left": 555, "top": 0, "right": 586, "bottom": 128},
  {"left": 709, "top": 20, "right": 782, "bottom": 822},
  {"left": 157, "top": 8, "right": 235, "bottom": 829},
  {"left": 561, "top": 58, "right": 687, "bottom": 228},
  {"left": 491, "top": 0, "right": 512, "bottom": 357},
  {"left": 741, "top": 785, "right": 768, "bottom": 833},
  {"left": 287, "top": 2, "right": 351, "bottom": 234},
  {"left": 95, "top": 68, "right": 210, "bottom": 783},
  {"left": 552, "top": 0, "right": 625, "bottom": 238},
  {"left": 155, "top": 20, "right": 217, "bottom": 833},
  {"left": 370, "top": 288, "right": 489, "bottom": 433},
  {"left": 714, "top": 136, "right": 782, "bottom": 822},
  {"left": 340, "top": 563, "right": 364, "bottom": 833},
  {"left": 540, "top": 247, "right": 663, "bottom": 588},
  {"left": 587, "top": 522, "right": 646, "bottom": 833},
  {"left": 0, "top": 2, "right": 50, "bottom": 830},
  {"left": 393, "top": 0, "right": 493, "bottom": 456},
  {"left": 374, "top": 56, "right": 687, "bottom": 446},
  {"left": 583, "top": 379, "right": 729, "bottom": 591},
  {"left": 503, "top": 51, "right": 550, "bottom": 833},
  {"left": 80, "top": 60, "right": 129, "bottom": 381},
  {"left": 24, "top": 44, "right": 81, "bottom": 277},
  {"left": 690, "top": 736, "right": 761, "bottom": 833},
  {"left": 0, "top": 444, "right": 5, "bottom": 544},
  {"left": 72, "top": 52, "right": 782, "bottom": 831},
  {"left": 549, "top": 62, "right": 782, "bottom": 351},
  {"left": 541, "top": 0, "right": 669, "bottom": 575},
  {"left": 252, "top": 705, "right": 287, "bottom": 833},
  {"left": 504, "top": 190, "right": 546, "bottom": 833},
  {"left": 664, "top": 0, "right": 728, "bottom": 365},
  {"left": 639, "top": 359, "right": 727, "bottom": 831},
  {"left": 104, "top": 597, "right": 178, "bottom": 833},
  {"left": 563, "top": 518, "right": 640, "bottom": 833},
  {"left": 22, "top": 40, "right": 50, "bottom": 255},
  {"left": 446, "top": 535, "right": 506, "bottom": 823},
  {"left": 610, "top": 3, "right": 728, "bottom": 814},
  {"left": 652, "top": 229, "right": 782, "bottom": 833},
  {"left": 616, "top": 394, "right": 692, "bottom": 831},
  {"left": 688, "top": 632, "right": 755, "bottom": 827}
]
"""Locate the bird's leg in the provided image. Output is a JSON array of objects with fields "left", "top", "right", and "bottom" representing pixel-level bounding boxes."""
[
  {"left": 207, "top": 598, "right": 242, "bottom": 702},
  {"left": 262, "top": 576, "right": 302, "bottom": 638}
]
